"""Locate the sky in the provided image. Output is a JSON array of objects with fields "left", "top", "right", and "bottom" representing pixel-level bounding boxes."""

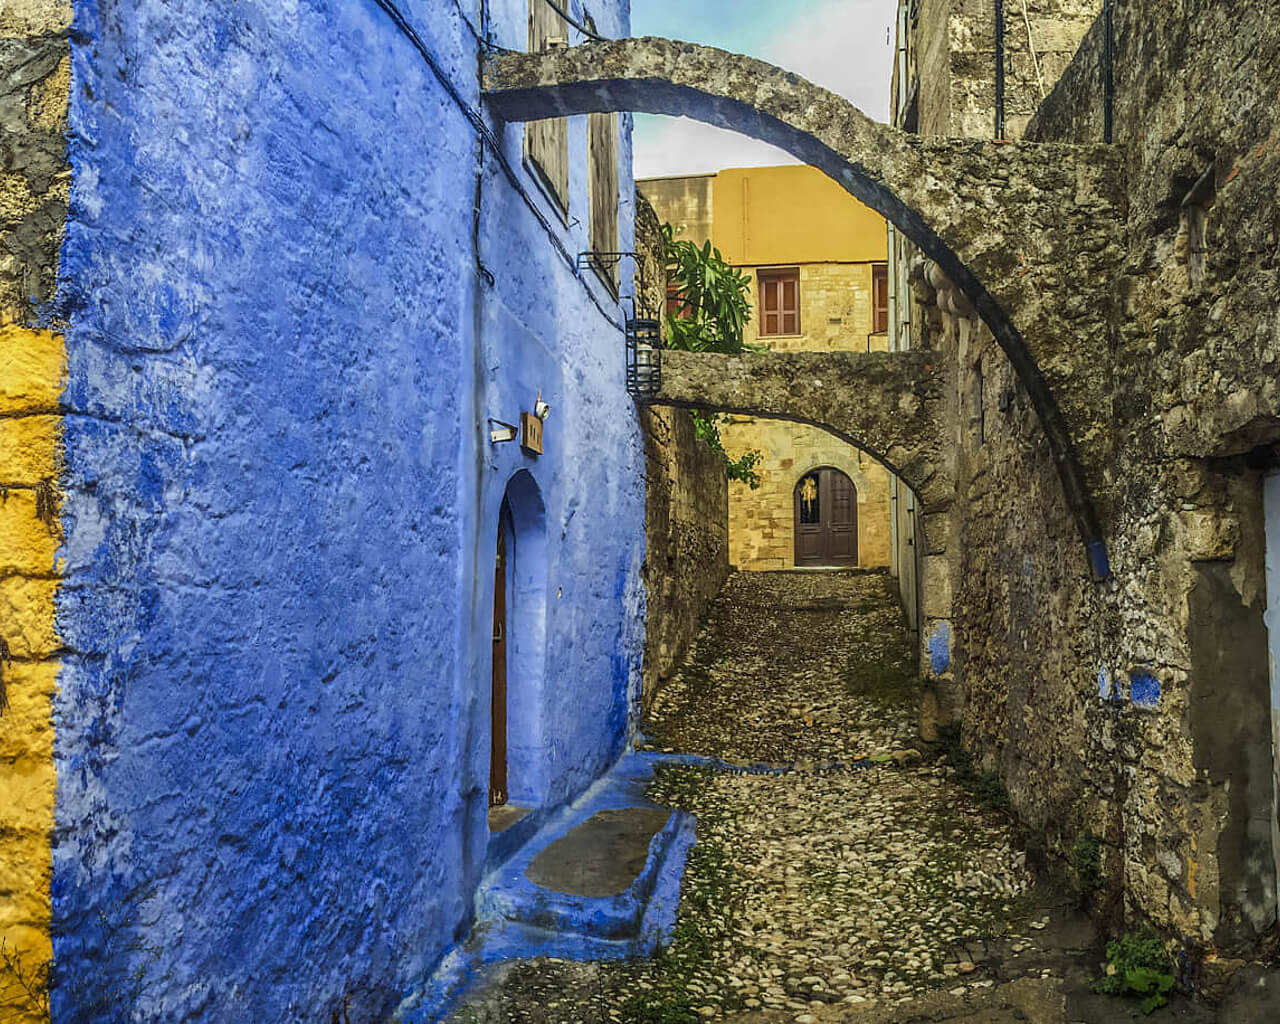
[{"left": 630, "top": 0, "right": 900, "bottom": 179}]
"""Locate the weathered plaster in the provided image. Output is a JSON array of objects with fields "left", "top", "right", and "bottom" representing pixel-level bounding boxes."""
[{"left": 44, "top": 0, "right": 644, "bottom": 1019}]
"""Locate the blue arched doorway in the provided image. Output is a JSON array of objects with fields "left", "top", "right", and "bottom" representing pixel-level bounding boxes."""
[{"left": 490, "top": 470, "right": 549, "bottom": 812}]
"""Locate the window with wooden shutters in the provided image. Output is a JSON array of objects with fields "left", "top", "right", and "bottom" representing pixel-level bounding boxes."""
[
  {"left": 872, "top": 263, "right": 889, "bottom": 334},
  {"left": 758, "top": 269, "right": 800, "bottom": 336},
  {"left": 588, "top": 111, "right": 619, "bottom": 292},
  {"left": 525, "top": 0, "right": 569, "bottom": 211}
]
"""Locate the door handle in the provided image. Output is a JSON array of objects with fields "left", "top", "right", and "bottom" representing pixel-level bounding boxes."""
[{"left": 493, "top": 623, "right": 503, "bottom": 643}]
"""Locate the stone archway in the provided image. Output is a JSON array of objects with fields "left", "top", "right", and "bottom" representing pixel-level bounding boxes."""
[
  {"left": 655, "top": 348, "right": 949, "bottom": 513},
  {"left": 483, "top": 37, "right": 1120, "bottom": 579}
]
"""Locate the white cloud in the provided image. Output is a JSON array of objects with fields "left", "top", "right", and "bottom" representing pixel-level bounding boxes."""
[
  {"left": 634, "top": 0, "right": 897, "bottom": 178},
  {"left": 634, "top": 116, "right": 796, "bottom": 179}
]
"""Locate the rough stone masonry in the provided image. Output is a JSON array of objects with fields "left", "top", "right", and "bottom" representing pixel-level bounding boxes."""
[{"left": 484, "top": 0, "right": 1280, "bottom": 965}]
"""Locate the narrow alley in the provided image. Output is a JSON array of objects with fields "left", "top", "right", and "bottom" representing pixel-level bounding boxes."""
[{"left": 450, "top": 571, "right": 1249, "bottom": 1024}]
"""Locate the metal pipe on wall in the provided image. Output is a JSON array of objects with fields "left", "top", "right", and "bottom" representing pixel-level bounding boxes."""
[
  {"left": 995, "top": 0, "right": 1007, "bottom": 140},
  {"left": 895, "top": 0, "right": 910, "bottom": 124},
  {"left": 1103, "top": 0, "right": 1115, "bottom": 143}
]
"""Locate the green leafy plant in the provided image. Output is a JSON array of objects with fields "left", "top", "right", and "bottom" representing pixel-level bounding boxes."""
[
  {"left": 691, "top": 412, "right": 762, "bottom": 488},
  {"left": 661, "top": 223, "right": 763, "bottom": 487},
  {"left": 1092, "top": 931, "right": 1176, "bottom": 1013},
  {"left": 1069, "top": 831, "right": 1104, "bottom": 901},
  {"left": 661, "top": 224, "right": 751, "bottom": 354}
]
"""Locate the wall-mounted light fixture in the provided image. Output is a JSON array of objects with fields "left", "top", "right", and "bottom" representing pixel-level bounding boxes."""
[
  {"left": 488, "top": 419, "right": 518, "bottom": 444},
  {"left": 534, "top": 390, "right": 551, "bottom": 422}
]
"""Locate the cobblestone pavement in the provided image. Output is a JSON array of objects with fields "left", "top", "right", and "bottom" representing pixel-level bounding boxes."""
[
  {"left": 642, "top": 571, "right": 919, "bottom": 763},
  {"left": 449, "top": 571, "right": 1254, "bottom": 1023}
]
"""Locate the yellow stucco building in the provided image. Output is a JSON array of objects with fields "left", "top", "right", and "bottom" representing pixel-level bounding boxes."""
[{"left": 641, "top": 165, "right": 895, "bottom": 571}]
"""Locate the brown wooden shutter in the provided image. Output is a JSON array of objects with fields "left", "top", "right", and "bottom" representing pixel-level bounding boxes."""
[
  {"left": 525, "top": 1, "right": 569, "bottom": 211},
  {"left": 759, "top": 269, "right": 799, "bottom": 336},
  {"left": 588, "top": 112, "right": 619, "bottom": 291},
  {"left": 872, "top": 263, "right": 889, "bottom": 333}
]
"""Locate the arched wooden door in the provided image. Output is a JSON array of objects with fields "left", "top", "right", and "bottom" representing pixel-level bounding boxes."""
[
  {"left": 490, "top": 501, "right": 513, "bottom": 807},
  {"left": 794, "top": 468, "right": 858, "bottom": 567}
]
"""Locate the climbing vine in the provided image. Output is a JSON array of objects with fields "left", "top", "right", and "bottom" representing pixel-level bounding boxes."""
[{"left": 661, "top": 223, "right": 763, "bottom": 487}]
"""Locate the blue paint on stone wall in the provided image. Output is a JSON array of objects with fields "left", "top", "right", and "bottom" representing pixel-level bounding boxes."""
[
  {"left": 51, "top": 0, "right": 640, "bottom": 1020},
  {"left": 928, "top": 620, "right": 952, "bottom": 676},
  {"left": 1129, "top": 671, "right": 1161, "bottom": 709}
]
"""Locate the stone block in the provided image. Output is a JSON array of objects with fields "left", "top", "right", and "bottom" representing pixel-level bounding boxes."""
[
  {"left": 922, "top": 555, "right": 953, "bottom": 618},
  {"left": 0, "top": 327, "right": 64, "bottom": 416},
  {"left": 0, "top": 415, "right": 59, "bottom": 484}
]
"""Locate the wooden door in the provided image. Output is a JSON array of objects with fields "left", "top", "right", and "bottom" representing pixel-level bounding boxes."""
[
  {"left": 794, "top": 468, "right": 859, "bottom": 567},
  {"left": 490, "top": 510, "right": 509, "bottom": 807}
]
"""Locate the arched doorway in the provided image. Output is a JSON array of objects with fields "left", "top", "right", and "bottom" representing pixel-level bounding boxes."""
[
  {"left": 490, "top": 470, "right": 549, "bottom": 815},
  {"left": 795, "top": 467, "right": 858, "bottom": 567}
]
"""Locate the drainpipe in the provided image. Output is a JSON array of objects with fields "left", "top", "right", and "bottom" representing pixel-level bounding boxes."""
[
  {"left": 895, "top": 1, "right": 909, "bottom": 124},
  {"left": 995, "top": 0, "right": 1006, "bottom": 140},
  {"left": 887, "top": 225, "right": 898, "bottom": 353}
]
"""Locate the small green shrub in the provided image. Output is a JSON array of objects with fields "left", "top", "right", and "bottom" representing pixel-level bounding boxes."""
[
  {"left": 1069, "top": 832, "right": 1104, "bottom": 899},
  {"left": 934, "top": 723, "right": 1011, "bottom": 815},
  {"left": 1092, "top": 931, "right": 1176, "bottom": 1014}
]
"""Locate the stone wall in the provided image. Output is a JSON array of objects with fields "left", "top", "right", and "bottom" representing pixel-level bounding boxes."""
[
  {"left": 636, "top": 191, "right": 729, "bottom": 708},
  {"left": 1029, "top": 0, "right": 1280, "bottom": 949},
  {"left": 636, "top": 173, "right": 713, "bottom": 246},
  {"left": 906, "top": 0, "right": 1280, "bottom": 955},
  {"left": 899, "top": 0, "right": 1102, "bottom": 139},
  {"left": 641, "top": 405, "right": 730, "bottom": 707}
]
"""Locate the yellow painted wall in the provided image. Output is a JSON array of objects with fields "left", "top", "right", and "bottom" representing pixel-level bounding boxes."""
[
  {"left": 0, "top": 327, "right": 63, "bottom": 1023},
  {"left": 0, "top": 4, "right": 69, "bottom": 1019},
  {"left": 711, "top": 164, "right": 887, "bottom": 267}
]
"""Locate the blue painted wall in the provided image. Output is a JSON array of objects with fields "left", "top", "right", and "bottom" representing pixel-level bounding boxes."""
[{"left": 52, "top": 0, "right": 641, "bottom": 1019}]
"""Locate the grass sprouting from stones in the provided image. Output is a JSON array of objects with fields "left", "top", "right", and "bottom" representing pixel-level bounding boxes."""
[
  {"left": 934, "top": 722, "right": 1012, "bottom": 814},
  {"left": 618, "top": 764, "right": 747, "bottom": 1021},
  {"left": 842, "top": 648, "right": 920, "bottom": 707},
  {"left": 643, "top": 571, "right": 920, "bottom": 762}
]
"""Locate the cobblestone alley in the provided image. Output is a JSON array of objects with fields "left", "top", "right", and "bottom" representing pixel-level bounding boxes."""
[{"left": 449, "top": 571, "right": 1276, "bottom": 1024}]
